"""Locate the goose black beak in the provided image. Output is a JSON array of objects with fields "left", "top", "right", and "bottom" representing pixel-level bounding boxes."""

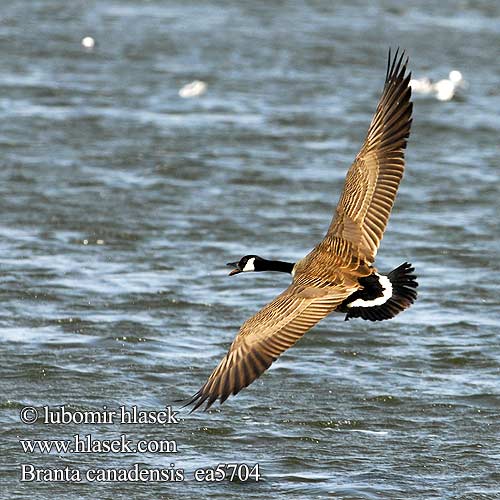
[{"left": 226, "top": 262, "right": 241, "bottom": 276}]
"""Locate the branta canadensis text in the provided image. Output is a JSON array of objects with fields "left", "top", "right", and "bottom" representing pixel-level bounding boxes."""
[{"left": 187, "top": 49, "right": 418, "bottom": 411}]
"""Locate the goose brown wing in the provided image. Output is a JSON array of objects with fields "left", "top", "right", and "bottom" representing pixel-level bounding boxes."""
[
  {"left": 186, "top": 280, "right": 353, "bottom": 411},
  {"left": 325, "top": 49, "right": 413, "bottom": 267}
]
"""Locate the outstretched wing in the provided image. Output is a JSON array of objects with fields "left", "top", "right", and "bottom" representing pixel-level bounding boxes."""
[
  {"left": 325, "top": 49, "right": 413, "bottom": 267},
  {"left": 186, "top": 280, "right": 353, "bottom": 411}
]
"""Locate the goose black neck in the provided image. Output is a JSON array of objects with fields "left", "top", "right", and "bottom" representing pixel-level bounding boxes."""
[{"left": 261, "top": 259, "right": 295, "bottom": 274}]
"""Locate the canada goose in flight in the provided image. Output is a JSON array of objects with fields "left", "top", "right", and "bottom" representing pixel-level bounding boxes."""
[{"left": 186, "top": 49, "right": 418, "bottom": 412}]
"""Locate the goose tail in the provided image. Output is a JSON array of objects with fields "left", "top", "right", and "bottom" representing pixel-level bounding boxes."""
[{"left": 343, "top": 262, "right": 418, "bottom": 321}]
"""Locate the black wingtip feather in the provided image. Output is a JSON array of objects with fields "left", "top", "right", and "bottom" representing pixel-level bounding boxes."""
[
  {"left": 385, "top": 47, "right": 409, "bottom": 86},
  {"left": 180, "top": 387, "right": 211, "bottom": 413}
]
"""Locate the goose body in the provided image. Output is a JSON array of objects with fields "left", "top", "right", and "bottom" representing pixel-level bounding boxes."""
[{"left": 187, "top": 50, "right": 418, "bottom": 411}]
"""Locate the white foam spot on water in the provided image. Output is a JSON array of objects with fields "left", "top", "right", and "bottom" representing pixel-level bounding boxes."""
[
  {"left": 434, "top": 79, "right": 456, "bottom": 101},
  {"left": 410, "top": 70, "right": 465, "bottom": 101},
  {"left": 410, "top": 77, "right": 433, "bottom": 93},
  {"left": 179, "top": 80, "right": 207, "bottom": 98},
  {"left": 81, "top": 36, "right": 95, "bottom": 49}
]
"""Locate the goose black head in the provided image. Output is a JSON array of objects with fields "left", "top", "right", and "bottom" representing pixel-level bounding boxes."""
[{"left": 226, "top": 255, "right": 265, "bottom": 276}]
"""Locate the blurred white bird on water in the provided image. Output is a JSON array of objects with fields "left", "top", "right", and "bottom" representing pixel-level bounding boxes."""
[
  {"left": 81, "top": 36, "right": 95, "bottom": 50},
  {"left": 410, "top": 70, "right": 465, "bottom": 101},
  {"left": 179, "top": 80, "right": 207, "bottom": 98}
]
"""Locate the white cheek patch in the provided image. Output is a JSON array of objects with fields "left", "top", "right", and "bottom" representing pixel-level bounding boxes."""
[
  {"left": 242, "top": 258, "right": 256, "bottom": 272},
  {"left": 348, "top": 274, "right": 393, "bottom": 308}
]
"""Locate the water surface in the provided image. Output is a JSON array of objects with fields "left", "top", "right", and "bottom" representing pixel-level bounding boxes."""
[{"left": 1, "top": 1, "right": 499, "bottom": 498}]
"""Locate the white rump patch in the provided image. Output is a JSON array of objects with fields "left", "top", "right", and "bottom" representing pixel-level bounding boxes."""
[
  {"left": 348, "top": 274, "right": 393, "bottom": 308},
  {"left": 242, "top": 258, "right": 256, "bottom": 272}
]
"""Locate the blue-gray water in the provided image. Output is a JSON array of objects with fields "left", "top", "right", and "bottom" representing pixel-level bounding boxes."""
[{"left": 1, "top": 1, "right": 499, "bottom": 498}]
